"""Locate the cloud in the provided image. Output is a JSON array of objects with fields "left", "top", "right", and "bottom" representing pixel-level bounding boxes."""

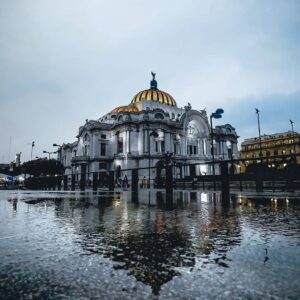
[{"left": 0, "top": 0, "right": 299, "bottom": 161}]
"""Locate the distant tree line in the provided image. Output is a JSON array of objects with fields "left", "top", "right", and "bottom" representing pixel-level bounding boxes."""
[{"left": 0, "top": 159, "right": 64, "bottom": 177}]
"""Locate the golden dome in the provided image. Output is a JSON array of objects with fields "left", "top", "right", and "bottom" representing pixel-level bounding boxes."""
[
  {"left": 131, "top": 73, "right": 177, "bottom": 107},
  {"left": 111, "top": 105, "right": 139, "bottom": 114}
]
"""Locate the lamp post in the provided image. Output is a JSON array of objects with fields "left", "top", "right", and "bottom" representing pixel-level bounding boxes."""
[
  {"left": 43, "top": 150, "right": 57, "bottom": 160},
  {"left": 290, "top": 120, "right": 296, "bottom": 155},
  {"left": 53, "top": 143, "right": 62, "bottom": 162},
  {"left": 31, "top": 141, "right": 35, "bottom": 160},
  {"left": 148, "top": 130, "right": 158, "bottom": 188},
  {"left": 255, "top": 108, "right": 263, "bottom": 157},
  {"left": 210, "top": 108, "right": 224, "bottom": 190}
]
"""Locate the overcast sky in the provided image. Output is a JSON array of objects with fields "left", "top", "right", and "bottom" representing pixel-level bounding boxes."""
[{"left": 1, "top": 0, "right": 299, "bottom": 162}]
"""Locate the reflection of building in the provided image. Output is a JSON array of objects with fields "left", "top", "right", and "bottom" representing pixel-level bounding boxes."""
[
  {"left": 59, "top": 74, "right": 238, "bottom": 182},
  {"left": 239, "top": 131, "right": 300, "bottom": 172},
  {"left": 56, "top": 190, "right": 241, "bottom": 295}
]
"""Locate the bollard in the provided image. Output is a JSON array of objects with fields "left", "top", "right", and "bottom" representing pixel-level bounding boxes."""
[
  {"left": 80, "top": 175, "right": 85, "bottom": 191},
  {"left": 57, "top": 176, "right": 62, "bottom": 191},
  {"left": 220, "top": 161, "right": 230, "bottom": 203},
  {"left": 165, "top": 165, "right": 173, "bottom": 206},
  {"left": 71, "top": 174, "right": 75, "bottom": 191},
  {"left": 108, "top": 171, "right": 115, "bottom": 191},
  {"left": 63, "top": 175, "right": 68, "bottom": 190},
  {"left": 255, "top": 164, "right": 263, "bottom": 192},
  {"left": 165, "top": 165, "right": 173, "bottom": 193},
  {"left": 92, "top": 172, "right": 98, "bottom": 191},
  {"left": 131, "top": 169, "right": 139, "bottom": 192}
]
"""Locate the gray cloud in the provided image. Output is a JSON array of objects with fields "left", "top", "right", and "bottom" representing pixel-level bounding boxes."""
[{"left": 0, "top": 0, "right": 299, "bottom": 162}]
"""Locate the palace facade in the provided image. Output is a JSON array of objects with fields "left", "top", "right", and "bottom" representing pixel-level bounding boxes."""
[{"left": 58, "top": 74, "right": 239, "bottom": 184}]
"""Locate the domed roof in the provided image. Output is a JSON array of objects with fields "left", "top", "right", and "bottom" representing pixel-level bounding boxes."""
[
  {"left": 111, "top": 105, "right": 139, "bottom": 114},
  {"left": 131, "top": 73, "right": 177, "bottom": 107}
]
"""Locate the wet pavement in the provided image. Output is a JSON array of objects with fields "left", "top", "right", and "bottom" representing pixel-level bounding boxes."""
[{"left": 0, "top": 190, "right": 299, "bottom": 299}]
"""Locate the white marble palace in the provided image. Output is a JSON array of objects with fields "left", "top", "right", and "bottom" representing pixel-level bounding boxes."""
[{"left": 58, "top": 73, "right": 238, "bottom": 184}]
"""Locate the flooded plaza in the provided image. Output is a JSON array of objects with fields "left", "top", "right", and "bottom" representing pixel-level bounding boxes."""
[{"left": 0, "top": 189, "right": 299, "bottom": 299}]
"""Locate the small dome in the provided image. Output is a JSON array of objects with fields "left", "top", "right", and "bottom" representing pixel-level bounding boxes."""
[
  {"left": 111, "top": 105, "right": 139, "bottom": 114},
  {"left": 131, "top": 73, "right": 177, "bottom": 107}
]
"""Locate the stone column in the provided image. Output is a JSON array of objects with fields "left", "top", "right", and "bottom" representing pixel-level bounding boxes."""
[{"left": 128, "top": 130, "right": 131, "bottom": 154}]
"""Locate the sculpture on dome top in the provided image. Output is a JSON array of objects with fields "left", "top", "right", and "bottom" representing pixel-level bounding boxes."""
[{"left": 150, "top": 72, "right": 158, "bottom": 90}]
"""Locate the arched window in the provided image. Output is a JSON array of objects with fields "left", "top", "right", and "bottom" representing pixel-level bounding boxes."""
[
  {"left": 83, "top": 133, "right": 90, "bottom": 142},
  {"left": 84, "top": 145, "right": 89, "bottom": 156},
  {"left": 154, "top": 113, "right": 164, "bottom": 120},
  {"left": 118, "top": 115, "right": 123, "bottom": 122}
]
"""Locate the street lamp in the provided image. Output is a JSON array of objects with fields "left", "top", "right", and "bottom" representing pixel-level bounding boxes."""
[
  {"left": 43, "top": 150, "right": 57, "bottom": 159},
  {"left": 255, "top": 108, "right": 263, "bottom": 157},
  {"left": 210, "top": 108, "right": 224, "bottom": 190},
  {"left": 53, "top": 143, "right": 62, "bottom": 162},
  {"left": 290, "top": 120, "right": 296, "bottom": 155},
  {"left": 148, "top": 130, "right": 159, "bottom": 188}
]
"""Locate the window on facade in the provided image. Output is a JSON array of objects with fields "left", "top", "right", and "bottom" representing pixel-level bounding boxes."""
[
  {"left": 187, "top": 145, "right": 193, "bottom": 155},
  {"left": 172, "top": 113, "right": 175, "bottom": 119},
  {"left": 84, "top": 145, "right": 88, "bottom": 156},
  {"left": 101, "top": 134, "right": 106, "bottom": 139},
  {"left": 161, "top": 141, "right": 165, "bottom": 153},
  {"left": 154, "top": 113, "right": 164, "bottom": 120},
  {"left": 155, "top": 142, "right": 158, "bottom": 153},
  {"left": 118, "top": 138, "right": 123, "bottom": 153},
  {"left": 84, "top": 134, "right": 89, "bottom": 142},
  {"left": 100, "top": 143, "right": 106, "bottom": 156},
  {"left": 193, "top": 146, "right": 197, "bottom": 155},
  {"left": 174, "top": 143, "right": 177, "bottom": 154},
  {"left": 99, "top": 162, "right": 106, "bottom": 170}
]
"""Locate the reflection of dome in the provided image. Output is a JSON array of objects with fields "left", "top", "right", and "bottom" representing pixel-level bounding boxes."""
[
  {"left": 111, "top": 105, "right": 139, "bottom": 114},
  {"left": 131, "top": 73, "right": 177, "bottom": 107}
]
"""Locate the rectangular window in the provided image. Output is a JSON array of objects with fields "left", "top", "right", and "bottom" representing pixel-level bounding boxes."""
[
  {"left": 118, "top": 138, "right": 123, "bottom": 153},
  {"left": 161, "top": 141, "right": 165, "bottom": 153},
  {"left": 174, "top": 143, "right": 177, "bottom": 154},
  {"left": 156, "top": 141, "right": 158, "bottom": 152},
  {"left": 189, "top": 145, "right": 193, "bottom": 155},
  {"left": 101, "top": 134, "right": 106, "bottom": 139},
  {"left": 100, "top": 143, "right": 106, "bottom": 156},
  {"left": 194, "top": 145, "right": 197, "bottom": 155}
]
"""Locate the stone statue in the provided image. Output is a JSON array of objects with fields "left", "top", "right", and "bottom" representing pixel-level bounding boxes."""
[
  {"left": 184, "top": 102, "right": 192, "bottom": 112},
  {"left": 150, "top": 72, "right": 157, "bottom": 90}
]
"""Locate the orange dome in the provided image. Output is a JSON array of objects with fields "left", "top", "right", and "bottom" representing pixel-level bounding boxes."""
[{"left": 111, "top": 105, "right": 139, "bottom": 114}]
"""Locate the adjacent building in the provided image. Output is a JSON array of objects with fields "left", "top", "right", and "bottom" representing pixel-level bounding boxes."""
[
  {"left": 58, "top": 74, "right": 239, "bottom": 184},
  {"left": 239, "top": 131, "right": 300, "bottom": 172}
]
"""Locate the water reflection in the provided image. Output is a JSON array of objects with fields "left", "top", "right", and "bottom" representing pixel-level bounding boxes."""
[
  {"left": 50, "top": 191, "right": 242, "bottom": 294},
  {"left": 2, "top": 190, "right": 299, "bottom": 298}
]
